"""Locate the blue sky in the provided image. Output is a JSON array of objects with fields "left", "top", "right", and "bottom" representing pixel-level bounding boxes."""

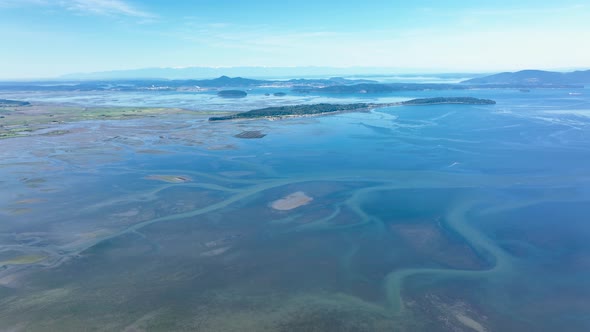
[{"left": 0, "top": 0, "right": 589, "bottom": 78}]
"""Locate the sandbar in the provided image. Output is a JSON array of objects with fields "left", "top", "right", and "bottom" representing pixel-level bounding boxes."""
[
  {"left": 145, "top": 175, "right": 192, "bottom": 183},
  {"left": 271, "top": 191, "right": 313, "bottom": 211}
]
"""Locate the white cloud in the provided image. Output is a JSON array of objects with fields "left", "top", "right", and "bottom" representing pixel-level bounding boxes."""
[
  {"left": 467, "top": 4, "right": 587, "bottom": 16},
  {"left": 162, "top": 20, "right": 590, "bottom": 71},
  {"left": 0, "top": 0, "right": 48, "bottom": 6},
  {"left": 0, "top": 0, "right": 153, "bottom": 18},
  {"left": 62, "top": 0, "right": 153, "bottom": 18}
]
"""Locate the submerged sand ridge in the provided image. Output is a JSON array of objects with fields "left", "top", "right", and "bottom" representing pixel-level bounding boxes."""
[
  {"left": 271, "top": 191, "right": 313, "bottom": 211},
  {"left": 145, "top": 175, "right": 192, "bottom": 183}
]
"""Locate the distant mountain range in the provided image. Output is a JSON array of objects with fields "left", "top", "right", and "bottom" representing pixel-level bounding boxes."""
[
  {"left": 1, "top": 69, "right": 587, "bottom": 94},
  {"left": 194, "top": 75, "right": 376, "bottom": 87},
  {"left": 0, "top": 76, "right": 377, "bottom": 92},
  {"left": 0, "top": 74, "right": 584, "bottom": 94},
  {"left": 54, "top": 67, "right": 590, "bottom": 87},
  {"left": 59, "top": 66, "right": 430, "bottom": 80},
  {"left": 462, "top": 69, "right": 590, "bottom": 85}
]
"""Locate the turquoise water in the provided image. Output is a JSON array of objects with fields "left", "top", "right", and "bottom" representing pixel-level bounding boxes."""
[{"left": 0, "top": 88, "right": 589, "bottom": 331}]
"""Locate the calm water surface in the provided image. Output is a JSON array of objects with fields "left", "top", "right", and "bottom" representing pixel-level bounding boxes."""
[{"left": 0, "top": 88, "right": 589, "bottom": 331}]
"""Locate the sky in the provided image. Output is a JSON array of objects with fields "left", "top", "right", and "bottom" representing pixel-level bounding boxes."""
[{"left": 0, "top": 0, "right": 589, "bottom": 78}]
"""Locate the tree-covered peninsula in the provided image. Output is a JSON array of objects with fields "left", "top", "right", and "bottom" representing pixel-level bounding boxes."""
[
  {"left": 209, "top": 97, "right": 496, "bottom": 121},
  {"left": 0, "top": 99, "right": 31, "bottom": 107},
  {"left": 209, "top": 103, "right": 372, "bottom": 121}
]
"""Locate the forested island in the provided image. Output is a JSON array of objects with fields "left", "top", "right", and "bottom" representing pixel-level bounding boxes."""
[
  {"left": 295, "top": 82, "right": 582, "bottom": 94},
  {"left": 462, "top": 69, "right": 590, "bottom": 85},
  {"left": 0, "top": 99, "right": 31, "bottom": 107},
  {"left": 209, "top": 97, "right": 496, "bottom": 121},
  {"left": 217, "top": 90, "right": 247, "bottom": 98},
  {"left": 0, "top": 72, "right": 585, "bottom": 94},
  {"left": 209, "top": 103, "right": 373, "bottom": 121}
]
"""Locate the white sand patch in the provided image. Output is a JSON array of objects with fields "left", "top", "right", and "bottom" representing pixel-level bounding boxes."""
[
  {"left": 201, "top": 246, "right": 231, "bottom": 257},
  {"left": 113, "top": 208, "right": 140, "bottom": 217},
  {"left": 271, "top": 191, "right": 313, "bottom": 211},
  {"left": 543, "top": 109, "right": 590, "bottom": 117},
  {"left": 455, "top": 313, "right": 487, "bottom": 332},
  {"left": 219, "top": 171, "right": 255, "bottom": 177}
]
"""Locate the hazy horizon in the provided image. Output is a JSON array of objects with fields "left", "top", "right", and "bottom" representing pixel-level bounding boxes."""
[{"left": 0, "top": 65, "right": 589, "bottom": 82}]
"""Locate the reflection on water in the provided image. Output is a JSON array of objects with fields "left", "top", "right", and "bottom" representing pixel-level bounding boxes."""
[{"left": 0, "top": 88, "right": 589, "bottom": 331}]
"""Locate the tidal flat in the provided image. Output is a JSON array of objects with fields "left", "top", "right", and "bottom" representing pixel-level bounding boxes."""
[
  {"left": 0, "top": 104, "right": 204, "bottom": 139},
  {"left": 0, "top": 88, "right": 590, "bottom": 331}
]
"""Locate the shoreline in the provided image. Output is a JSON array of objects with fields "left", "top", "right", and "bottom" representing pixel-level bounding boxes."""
[
  {"left": 1, "top": 97, "right": 496, "bottom": 139},
  {"left": 209, "top": 98, "right": 495, "bottom": 121},
  {"left": 0, "top": 104, "right": 210, "bottom": 139}
]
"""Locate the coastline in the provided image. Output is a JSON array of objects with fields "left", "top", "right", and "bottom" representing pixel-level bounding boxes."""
[
  {"left": 0, "top": 104, "right": 205, "bottom": 139},
  {"left": 1, "top": 97, "right": 496, "bottom": 139}
]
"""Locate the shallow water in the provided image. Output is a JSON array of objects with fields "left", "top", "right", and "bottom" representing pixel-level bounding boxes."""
[
  {"left": 0, "top": 88, "right": 589, "bottom": 331},
  {"left": 0, "top": 87, "right": 411, "bottom": 111}
]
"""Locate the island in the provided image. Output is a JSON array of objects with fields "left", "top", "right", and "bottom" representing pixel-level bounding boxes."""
[
  {"left": 0, "top": 99, "right": 31, "bottom": 107},
  {"left": 209, "top": 103, "right": 373, "bottom": 121},
  {"left": 401, "top": 97, "right": 496, "bottom": 105},
  {"left": 294, "top": 81, "right": 583, "bottom": 94},
  {"left": 209, "top": 97, "right": 496, "bottom": 121},
  {"left": 273, "top": 92, "right": 287, "bottom": 97},
  {"left": 217, "top": 90, "right": 247, "bottom": 98},
  {"left": 0, "top": 72, "right": 583, "bottom": 94},
  {"left": 461, "top": 69, "right": 590, "bottom": 85}
]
